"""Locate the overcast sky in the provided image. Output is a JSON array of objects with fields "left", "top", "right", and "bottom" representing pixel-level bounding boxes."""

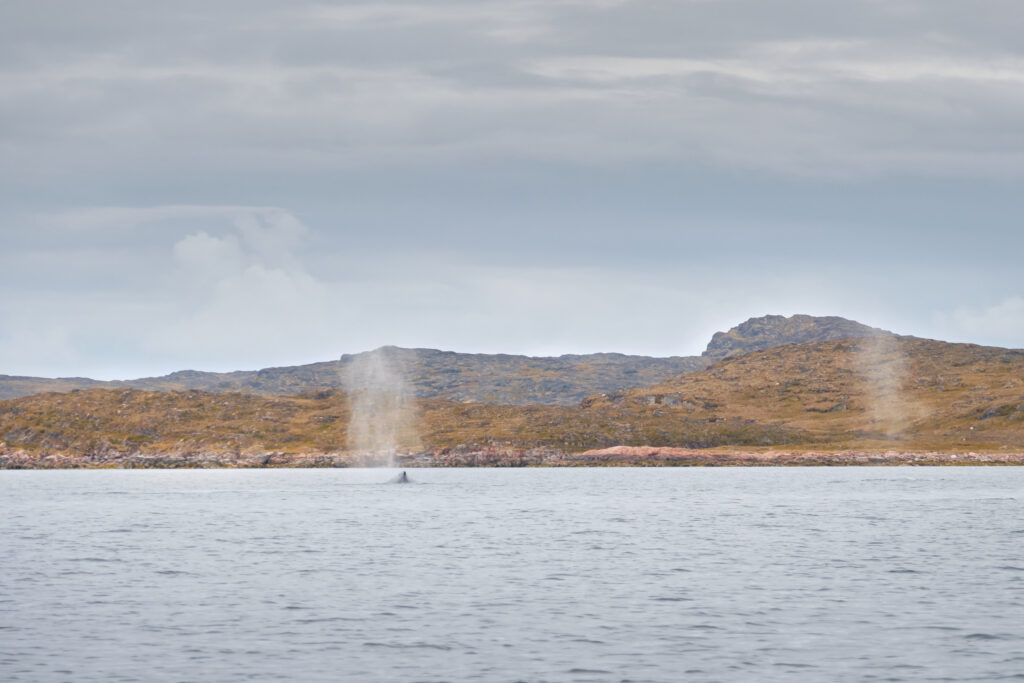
[{"left": 2, "top": 0, "right": 1024, "bottom": 379}]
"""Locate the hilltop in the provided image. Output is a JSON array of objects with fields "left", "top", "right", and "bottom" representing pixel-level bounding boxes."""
[{"left": 703, "top": 314, "right": 893, "bottom": 359}]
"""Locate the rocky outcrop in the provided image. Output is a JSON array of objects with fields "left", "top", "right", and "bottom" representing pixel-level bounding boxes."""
[{"left": 702, "top": 314, "right": 894, "bottom": 359}]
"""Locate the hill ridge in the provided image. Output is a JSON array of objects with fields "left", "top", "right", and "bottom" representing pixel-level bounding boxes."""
[
  {"left": 0, "top": 314, "right": 942, "bottom": 404},
  {"left": 3, "top": 334, "right": 1023, "bottom": 467}
]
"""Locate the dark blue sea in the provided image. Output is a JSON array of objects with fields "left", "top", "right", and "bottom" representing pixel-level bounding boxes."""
[{"left": 2, "top": 467, "right": 1023, "bottom": 682}]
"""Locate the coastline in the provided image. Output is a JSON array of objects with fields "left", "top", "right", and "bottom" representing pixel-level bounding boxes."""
[{"left": 3, "top": 445, "right": 1023, "bottom": 469}]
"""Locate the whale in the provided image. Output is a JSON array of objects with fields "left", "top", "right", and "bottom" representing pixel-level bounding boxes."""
[{"left": 390, "top": 471, "right": 410, "bottom": 484}]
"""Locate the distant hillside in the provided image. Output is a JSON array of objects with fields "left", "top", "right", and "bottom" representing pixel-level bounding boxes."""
[
  {"left": 0, "top": 386, "right": 805, "bottom": 462},
  {"left": 0, "top": 348, "right": 707, "bottom": 406},
  {"left": 607, "top": 336, "right": 1024, "bottom": 450},
  {"left": 703, "top": 314, "right": 893, "bottom": 359},
  {"left": 3, "top": 336, "right": 1023, "bottom": 467},
  {"left": 0, "top": 314, "right": 906, "bottom": 405}
]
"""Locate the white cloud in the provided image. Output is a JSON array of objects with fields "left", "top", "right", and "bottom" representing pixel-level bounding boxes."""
[
  {"left": 230, "top": 209, "right": 308, "bottom": 267},
  {"left": 3, "top": 203, "right": 1022, "bottom": 379},
  {"left": 145, "top": 207, "right": 338, "bottom": 366},
  {"left": 148, "top": 263, "right": 332, "bottom": 364},
  {"left": 173, "top": 231, "right": 245, "bottom": 279},
  {"left": 525, "top": 46, "right": 1024, "bottom": 87},
  {"left": 0, "top": 204, "right": 341, "bottom": 376}
]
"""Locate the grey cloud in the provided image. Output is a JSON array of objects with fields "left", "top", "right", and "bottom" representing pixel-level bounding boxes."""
[
  {"left": 3, "top": 0, "right": 1023, "bottom": 182},
  {"left": 2, "top": 0, "right": 1023, "bottom": 376}
]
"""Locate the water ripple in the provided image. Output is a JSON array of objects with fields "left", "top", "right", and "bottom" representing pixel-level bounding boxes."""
[{"left": 3, "top": 467, "right": 1024, "bottom": 682}]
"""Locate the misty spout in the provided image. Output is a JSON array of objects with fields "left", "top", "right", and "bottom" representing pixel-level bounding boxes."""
[{"left": 342, "top": 347, "right": 419, "bottom": 467}]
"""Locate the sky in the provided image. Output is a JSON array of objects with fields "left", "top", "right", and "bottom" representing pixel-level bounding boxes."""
[{"left": 2, "top": 0, "right": 1024, "bottom": 379}]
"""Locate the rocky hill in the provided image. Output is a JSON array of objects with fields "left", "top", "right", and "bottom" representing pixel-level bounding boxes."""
[
  {"left": 0, "top": 314, "right": 912, "bottom": 405},
  {"left": 3, "top": 335, "right": 1023, "bottom": 467},
  {"left": 0, "top": 349, "right": 707, "bottom": 406},
  {"left": 703, "top": 314, "right": 893, "bottom": 359},
  {"left": 609, "top": 336, "right": 1024, "bottom": 450}
]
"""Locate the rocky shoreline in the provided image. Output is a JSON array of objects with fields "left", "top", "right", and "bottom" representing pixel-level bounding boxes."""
[{"left": 2, "top": 445, "right": 1023, "bottom": 469}]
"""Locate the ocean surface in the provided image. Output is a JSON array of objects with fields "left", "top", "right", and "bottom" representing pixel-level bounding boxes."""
[{"left": 2, "top": 467, "right": 1023, "bottom": 682}]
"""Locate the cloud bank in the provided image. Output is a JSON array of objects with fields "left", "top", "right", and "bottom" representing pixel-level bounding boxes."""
[{"left": 1, "top": 1, "right": 1022, "bottom": 376}]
